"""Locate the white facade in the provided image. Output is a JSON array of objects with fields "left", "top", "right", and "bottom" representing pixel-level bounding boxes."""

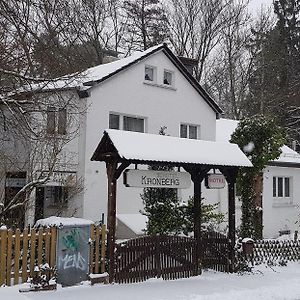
[
  {"left": 3, "top": 44, "right": 299, "bottom": 240},
  {"left": 81, "top": 49, "right": 218, "bottom": 223},
  {"left": 215, "top": 119, "right": 300, "bottom": 238}
]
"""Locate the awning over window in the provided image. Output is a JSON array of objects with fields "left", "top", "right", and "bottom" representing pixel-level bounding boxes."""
[{"left": 91, "top": 129, "right": 252, "bottom": 168}]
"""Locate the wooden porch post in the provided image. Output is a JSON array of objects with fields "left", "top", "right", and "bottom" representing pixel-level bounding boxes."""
[
  {"left": 105, "top": 160, "right": 130, "bottom": 283},
  {"left": 187, "top": 167, "right": 208, "bottom": 275},
  {"left": 106, "top": 160, "right": 118, "bottom": 284},
  {"left": 193, "top": 173, "right": 202, "bottom": 241},
  {"left": 222, "top": 167, "right": 238, "bottom": 273}
]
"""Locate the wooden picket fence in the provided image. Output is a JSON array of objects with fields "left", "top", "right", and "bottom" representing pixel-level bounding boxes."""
[{"left": 0, "top": 224, "right": 106, "bottom": 287}]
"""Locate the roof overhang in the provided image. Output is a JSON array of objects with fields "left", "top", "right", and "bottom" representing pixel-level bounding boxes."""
[{"left": 91, "top": 129, "right": 252, "bottom": 169}]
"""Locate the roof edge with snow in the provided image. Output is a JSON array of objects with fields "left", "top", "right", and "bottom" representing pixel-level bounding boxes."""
[{"left": 91, "top": 129, "right": 252, "bottom": 168}]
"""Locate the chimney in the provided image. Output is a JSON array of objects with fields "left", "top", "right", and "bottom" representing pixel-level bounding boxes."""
[
  {"left": 292, "top": 140, "right": 297, "bottom": 151},
  {"left": 177, "top": 56, "right": 198, "bottom": 77}
]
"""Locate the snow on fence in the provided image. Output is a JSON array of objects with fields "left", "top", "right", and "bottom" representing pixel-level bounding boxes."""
[
  {"left": 244, "top": 239, "right": 300, "bottom": 265},
  {"left": 0, "top": 224, "right": 106, "bottom": 287}
]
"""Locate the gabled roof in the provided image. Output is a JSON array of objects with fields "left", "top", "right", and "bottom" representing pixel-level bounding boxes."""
[
  {"left": 28, "top": 44, "right": 222, "bottom": 115},
  {"left": 91, "top": 129, "right": 252, "bottom": 168}
]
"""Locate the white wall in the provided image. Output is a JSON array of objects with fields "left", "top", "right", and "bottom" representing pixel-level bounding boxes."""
[
  {"left": 82, "top": 50, "right": 217, "bottom": 222},
  {"left": 263, "top": 166, "right": 300, "bottom": 238},
  {"left": 209, "top": 165, "right": 300, "bottom": 239}
]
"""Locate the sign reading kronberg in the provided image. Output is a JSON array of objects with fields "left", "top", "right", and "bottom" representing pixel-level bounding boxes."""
[{"left": 124, "top": 169, "right": 191, "bottom": 189}]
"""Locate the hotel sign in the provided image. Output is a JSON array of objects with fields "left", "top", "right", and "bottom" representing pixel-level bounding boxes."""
[
  {"left": 123, "top": 169, "right": 191, "bottom": 189},
  {"left": 205, "top": 174, "right": 226, "bottom": 189}
]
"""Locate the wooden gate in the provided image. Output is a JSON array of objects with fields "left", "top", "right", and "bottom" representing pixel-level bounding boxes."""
[
  {"left": 201, "top": 231, "right": 230, "bottom": 272},
  {"left": 115, "top": 235, "right": 200, "bottom": 283}
]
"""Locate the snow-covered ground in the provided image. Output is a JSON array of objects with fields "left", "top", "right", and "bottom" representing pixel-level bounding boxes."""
[{"left": 2, "top": 263, "right": 300, "bottom": 300}]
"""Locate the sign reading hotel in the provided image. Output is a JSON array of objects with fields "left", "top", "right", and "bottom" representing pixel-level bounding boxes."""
[
  {"left": 123, "top": 169, "right": 191, "bottom": 189},
  {"left": 205, "top": 174, "right": 226, "bottom": 189}
]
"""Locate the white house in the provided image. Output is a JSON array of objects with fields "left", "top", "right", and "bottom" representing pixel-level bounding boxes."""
[
  {"left": 1, "top": 44, "right": 224, "bottom": 229},
  {"left": 215, "top": 119, "right": 300, "bottom": 239},
  {"left": 3, "top": 44, "right": 298, "bottom": 240}
]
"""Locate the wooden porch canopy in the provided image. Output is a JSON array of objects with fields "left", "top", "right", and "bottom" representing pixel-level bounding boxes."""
[{"left": 91, "top": 129, "right": 252, "bottom": 282}]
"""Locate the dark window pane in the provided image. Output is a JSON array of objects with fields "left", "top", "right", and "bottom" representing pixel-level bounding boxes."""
[
  {"left": 58, "top": 108, "right": 67, "bottom": 135},
  {"left": 145, "top": 66, "right": 154, "bottom": 81},
  {"left": 109, "top": 114, "right": 120, "bottom": 129},
  {"left": 164, "top": 71, "right": 172, "bottom": 85},
  {"left": 273, "top": 177, "right": 276, "bottom": 197},
  {"left": 180, "top": 124, "right": 187, "bottom": 138},
  {"left": 189, "top": 125, "right": 197, "bottom": 139},
  {"left": 123, "top": 116, "right": 144, "bottom": 132},
  {"left": 285, "top": 177, "right": 290, "bottom": 197},
  {"left": 51, "top": 186, "right": 68, "bottom": 204},
  {"left": 278, "top": 177, "right": 283, "bottom": 197},
  {"left": 47, "top": 106, "right": 56, "bottom": 134}
]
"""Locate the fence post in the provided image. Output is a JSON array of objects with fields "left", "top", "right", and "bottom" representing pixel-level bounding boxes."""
[
  {"left": 50, "top": 227, "right": 57, "bottom": 269},
  {"left": 0, "top": 229, "right": 7, "bottom": 286},
  {"left": 101, "top": 224, "right": 106, "bottom": 273},
  {"left": 14, "top": 229, "right": 21, "bottom": 285},
  {"left": 29, "top": 228, "right": 36, "bottom": 277},
  {"left": 95, "top": 226, "right": 100, "bottom": 273},
  {"left": 6, "top": 230, "right": 13, "bottom": 286},
  {"left": 21, "top": 228, "right": 29, "bottom": 283}
]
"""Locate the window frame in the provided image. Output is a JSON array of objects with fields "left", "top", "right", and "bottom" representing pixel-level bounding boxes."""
[
  {"left": 109, "top": 112, "right": 146, "bottom": 133},
  {"left": 46, "top": 106, "right": 67, "bottom": 135},
  {"left": 163, "top": 69, "right": 175, "bottom": 86},
  {"left": 45, "top": 185, "right": 69, "bottom": 207},
  {"left": 144, "top": 65, "right": 156, "bottom": 82},
  {"left": 273, "top": 176, "right": 292, "bottom": 205},
  {"left": 180, "top": 123, "right": 200, "bottom": 140}
]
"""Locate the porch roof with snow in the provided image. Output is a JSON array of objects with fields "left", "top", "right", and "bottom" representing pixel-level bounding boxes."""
[{"left": 91, "top": 129, "right": 252, "bottom": 168}]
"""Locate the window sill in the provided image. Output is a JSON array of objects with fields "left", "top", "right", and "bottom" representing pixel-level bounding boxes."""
[
  {"left": 272, "top": 202, "right": 295, "bottom": 208},
  {"left": 143, "top": 81, "right": 177, "bottom": 91}
]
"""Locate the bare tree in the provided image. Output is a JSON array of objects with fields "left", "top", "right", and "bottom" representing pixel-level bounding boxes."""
[
  {"left": 0, "top": 81, "right": 85, "bottom": 228},
  {"left": 167, "top": 0, "right": 231, "bottom": 82},
  {"left": 204, "top": 3, "right": 276, "bottom": 119}
]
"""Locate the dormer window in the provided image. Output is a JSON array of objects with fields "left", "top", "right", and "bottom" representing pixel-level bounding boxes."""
[
  {"left": 163, "top": 70, "right": 173, "bottom": 86},
  {"left": 145, "top": 66, "right": 155, "bottom": 81}
]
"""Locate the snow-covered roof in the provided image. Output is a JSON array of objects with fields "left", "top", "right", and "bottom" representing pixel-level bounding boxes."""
[
  {"left": 92, "top": 129, "right": 252, "bottom": 167},
  {"left": 80, "top": 44, "right": 164, "bottom": 84},
  {"left": 216, "top": 119, "right": 239, "bottom": 142},
  {"left": 273, "top": 145, "right": 300, "bottom": 164},
  {"left": 34, "top": 216, "right": 93, "bottom": 228},
  {"left": 19, "top": 45, "right": 165, "bottom": 94},
  {"left": 216, "top": 118, "right": 300, "bottom": 165},
  {"left": 117, "top": 214, "right": 148, "bottom": 235},
  {"left": 22, "top": 43, "right": 222, "bottom": 114}
]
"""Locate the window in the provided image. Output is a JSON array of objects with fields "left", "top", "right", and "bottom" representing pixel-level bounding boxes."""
[
  {"left": 109, "top": 113, "right": 145, "bottom": 133},
  {"left": 180, "top": 124, "right": 199, "bottom": 139},
  {"left": 47, "top": 106, "right": 67, "bottom": 135},
  {"left": 109, "top": 114, "right": 120, "bottom": 129},
  {"left": 163, "top": 70, "right": 173, "bottom": 86},
  {"left": 45, "top": 186, "right": 68, "bottom": 206},
  {"left": 145, "top": 66, "right": 154, "bottom": 81},
  {"left": 273, "top": 176, "right": 291, "bottom": 199},
  {"left": 58, "top": 108, "right": 67, "bottom": 134},
  {"left": 47, "top": 106, "right": 56, "bottom": 134},
  {"left": 124, "top": 116, "right": 144, "bottom": 132}
]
